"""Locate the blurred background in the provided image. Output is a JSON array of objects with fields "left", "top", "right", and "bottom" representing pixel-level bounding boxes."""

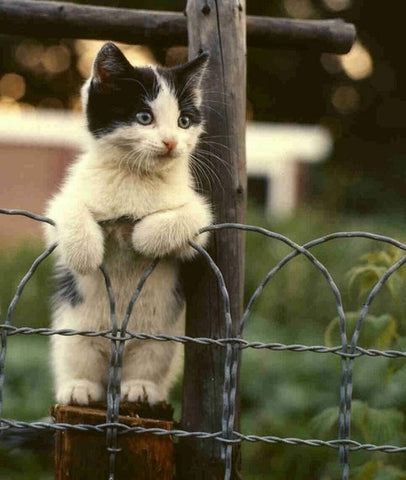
[{"left": 2, "top": 0, "right": 406, "bottom": 479}]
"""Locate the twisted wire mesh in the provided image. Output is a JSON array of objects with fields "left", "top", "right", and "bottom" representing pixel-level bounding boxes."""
[{"left": 1, "top": 208, "right": 406, "bottom": 480}]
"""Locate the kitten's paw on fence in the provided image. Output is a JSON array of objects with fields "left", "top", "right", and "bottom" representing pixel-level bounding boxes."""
[
  {"left": 121, "top": 380, "right": 164, "bottom": 405},
  {"left": 131, "top": 211, "right": 205, "bottom": 258},
  {"left": 176, "top": 230, "right": 210, "bottom": 260},
  {"left": 56, "top": 380, "right": 104, "bottom": 405},
  {"left": 59, "top": 230, "right": 104, "bottom": 275}
]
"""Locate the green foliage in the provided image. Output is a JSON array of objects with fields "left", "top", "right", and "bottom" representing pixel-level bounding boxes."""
[
  {"left": 312, "top": 237, "right": 406, "bottom": 480},
  {"left": 0, "top": 447, "right": 53, "bottom": 480},
  {"left": 241, "top": 207, "right": 406, "bottom": 479},
  {"left": 3, "top": 208, "right": 406, "bottom": 478},
  {"left": 2, "top": 336, "right": 53, "bottom": 421},
  {"left": 325, "top": 313, "right": 397, "bottom": 349},
  {"left": 347, "top": 248, "right": 406, "bottom": 311},
  {"left": 0, "top": 336, "right": 53, "bottom": 479},
  {"left": 0, "top": 242, "right": 53, "bottom": 329},
  {"left": 355, "top": 461, "right": 406, "bottom": 480},
  {"left": 312, "top": 400, "right": 405, "bottom": 445}
]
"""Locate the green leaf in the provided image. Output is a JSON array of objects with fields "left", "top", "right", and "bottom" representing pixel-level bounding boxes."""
[
  {"left": 351, "top": 400, "right": 404, "bottom": 444},
  {"left": 361, "top": 250, "right": 395, "bottom": 267},
  {"left": 375, "top": 465, "right": 406, "bottom": 480},
  {"left": 309, "top": 406, "right": 339, "bottom": 438},
  {"left": 355, "top": 461, "right": 406, "bottom": 480},
  {"left": 355, "top": 460, "right": 381, "bottom": 480},
  {"left": 347, "top": 264, "right": 402, "bottom": 300},
  {"left": 309, "top": 400, "right": 403, "bottom": 445},
  {"left": 324, "top": 312, "right": 397, "bottom": 349},
  {"left": 347, "top": 247, "right": 405, "bottom": 301}
]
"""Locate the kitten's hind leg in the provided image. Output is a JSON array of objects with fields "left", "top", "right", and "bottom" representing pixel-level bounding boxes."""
[
  {"left": 52, "top": 335, "right": 109, "bottom": 405},
  {"left": 121, "top": 340, "right": 180, "bottom": 405}
]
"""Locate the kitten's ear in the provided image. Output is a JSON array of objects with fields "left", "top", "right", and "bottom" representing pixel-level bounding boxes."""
[
  {"left": 173, "top": 52, "right": 210, "bottom": 89},
  {"left": 92, "top": 42, "right": 133, "bottom": 85}
]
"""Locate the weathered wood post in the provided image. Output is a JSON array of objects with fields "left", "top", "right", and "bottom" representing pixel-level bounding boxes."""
[
  {"left": 53, "top": 403, "right": 174, "bottom": 479},
  {"left": 179, "top": 1, "right": 247, "bottom": 478}
]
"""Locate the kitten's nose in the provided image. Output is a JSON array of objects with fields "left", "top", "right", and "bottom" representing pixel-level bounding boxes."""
[{"left": 162, "top": 139, "right": 178, "bottom": 152}]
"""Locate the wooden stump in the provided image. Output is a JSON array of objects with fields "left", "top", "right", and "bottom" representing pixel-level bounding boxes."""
[{"left": 52, "top": 402, "right": 174, "bottom": 480}]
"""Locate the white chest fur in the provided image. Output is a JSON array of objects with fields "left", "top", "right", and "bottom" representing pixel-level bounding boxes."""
[{"left": 65, "top": 151, "right": 195, "bottom": 222}]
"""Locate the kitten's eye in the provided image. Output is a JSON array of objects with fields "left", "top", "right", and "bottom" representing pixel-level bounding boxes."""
[
  {"left": 136, "top": 112, "right": 153, "bottom": 125},
  {"left": 178, "top": 115, "right": 191, "bottom": 129}
]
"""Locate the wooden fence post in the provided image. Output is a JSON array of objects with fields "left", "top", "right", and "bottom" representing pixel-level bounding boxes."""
[
  {"left": 53, "top": 403, "right": 174, "bottom": 480},
  {"left": 179, "top": 1, "right": 247, "bottom": 478}
]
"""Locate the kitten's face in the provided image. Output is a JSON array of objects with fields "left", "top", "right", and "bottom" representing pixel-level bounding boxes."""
[{"left": 83, "top": 43, "right": 208, "bottom": 172}]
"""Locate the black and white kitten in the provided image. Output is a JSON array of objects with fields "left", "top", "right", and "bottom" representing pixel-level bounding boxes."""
[{"left": 44, "top": 42, "right": 213, "bottom": 405}]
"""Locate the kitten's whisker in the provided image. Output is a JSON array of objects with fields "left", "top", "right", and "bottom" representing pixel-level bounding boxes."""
[
  {"left": 194, "top": 172, "right": 204, "bottom": 194},
  {"left": 203, "top": 89, "right": 229, "bottom": 97},
  {"left": 190, "top": 153, "right": 225, "bottom": 192},
  {"left": 178, "top": 73, "right": 203, "bottom": 100},
  {"left": 193, "top": 155, "right": 232, "bottom": 186},
  {"left": 203, "top": 99, "right": 229, "bottom": 107},
  {"left": 196, "top": 146, "right": 230, "bottom": 160},
  {"left": 204, "top": 134, "right": 231, "bottom": 138},
  {"left": 202, "top": 104, "right": 225, "bottom": 119},
  {"left": 200, "top": 140, "right": 233, "bottom": 154},
  {"left": 116, "top": 145, "right": 146, "bottom": 173},
  {"left": 190, "top": 155, "right": 213, "bottom": 191},
  {"left": 189, "top": 161, "right": 204, "bottom": 193},
  {"left": 132, "top": 149, "right": 148, "bottom": 176},
  {"left": 194, "top": 148, "right": 233, "bottom": 173}
]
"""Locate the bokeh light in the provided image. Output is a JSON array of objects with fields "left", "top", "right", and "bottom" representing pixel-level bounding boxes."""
[
  {"left": 15, "top": 40, "right": 45, "bottom": 70},
  {"left": 0, "top": 73, "right": 26, "bottom": 100},
  {"left": 331, "top": 85, "right": 360, "bottom": 114},
  {"left": 283, "top": 0, "right": 317, "bottom": 19},
  {"left": 322, "top": 0, "right": 352, "bottom": 12},
  {"left": 41, "top": 45, "right": 71, "bottom": 74},
  {"left": 320, "top": 53, "right": 342, "bottom": 75},
  {"left": 340, "top": 41, "right": 374, "bottom": 81}
]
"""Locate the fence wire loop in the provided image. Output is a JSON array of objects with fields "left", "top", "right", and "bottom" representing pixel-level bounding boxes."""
[{"left": 2, "top": 208, "right": 406, "bottom": 480}]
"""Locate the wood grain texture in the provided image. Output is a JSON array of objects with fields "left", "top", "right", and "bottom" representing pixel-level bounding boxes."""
[
  {"left": 53, "top": 403, "right": 174, "bottom": 480},
  {"left": 0, "top": 0, "right": 355, "bottom": 53},
  {"left": 178, "top": 1, "right": 246, "bottom": 478}
]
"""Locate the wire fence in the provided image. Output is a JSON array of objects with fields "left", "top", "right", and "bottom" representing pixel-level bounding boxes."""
[{"left": 1, "top": 207, "right": 406, "bottom": 480}]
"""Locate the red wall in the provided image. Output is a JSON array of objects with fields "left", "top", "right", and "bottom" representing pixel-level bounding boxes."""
[{"left": 0, "top": 142, "right": 76, "bottom": 243}]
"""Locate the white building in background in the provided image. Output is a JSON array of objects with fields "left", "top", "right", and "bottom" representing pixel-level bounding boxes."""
[
  {"left": 247, "top": 122, "right": 332, "bottom": 217},
  {"left": 0, "top": 110, "right": 333, "bottom": 241}
]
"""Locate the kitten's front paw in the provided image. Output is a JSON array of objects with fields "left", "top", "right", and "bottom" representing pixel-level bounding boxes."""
[
  {"left": 56, "top": 380, "right": 104, "bottom": 405},
  {"left": 132, "top": 213, "right": 199, "bottom": 258},
  {"left": 59, "top": 226, "right": 104, "bottom": 275},
  {"left": 131, "top": 218, "right": 169, "bottom": 258},
  {"left": 121, "top": 380, "right": 164, "bottom": 405}
]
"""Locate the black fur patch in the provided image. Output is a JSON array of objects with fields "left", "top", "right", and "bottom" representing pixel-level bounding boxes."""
[
  {"left": 158, "top": 53, "right": 208, "bottom": 127},
  {"left": 167, "top": 279, "right": 185, "bottom": 325},
  {"left": 53, "top": 267, "right": 83, "bottom": 307},
  {"left": 87, "top": 66, "right": 160, "bottom": 138},
  {"left": 174, "top": 279, "right": 185, "bottom": 309},
  {"left": 158, "top": 68, "right": 203, "bottom": 127}
]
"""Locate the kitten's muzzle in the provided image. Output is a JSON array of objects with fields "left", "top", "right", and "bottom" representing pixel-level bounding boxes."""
[{"left": 162, "top": 139, "right": 178, "bottom": 153}]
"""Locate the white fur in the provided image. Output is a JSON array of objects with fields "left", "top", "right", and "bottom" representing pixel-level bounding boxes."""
[{"left": 45, "top": 68, "right": 212, "bottom": 405}]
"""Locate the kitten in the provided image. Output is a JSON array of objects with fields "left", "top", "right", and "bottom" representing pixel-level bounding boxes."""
[{"left": 43, "top": 42, "right": 213, "bottom": 406}]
